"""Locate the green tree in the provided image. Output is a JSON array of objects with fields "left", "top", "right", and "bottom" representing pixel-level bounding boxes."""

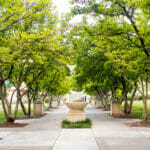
[{"left": 69, "top": 0, "right": 150, "bottom": 120}]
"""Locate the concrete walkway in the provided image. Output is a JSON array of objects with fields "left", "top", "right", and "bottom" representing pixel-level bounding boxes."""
[{"left": 0, "top": 105, "right": 150, "bottom": 150}]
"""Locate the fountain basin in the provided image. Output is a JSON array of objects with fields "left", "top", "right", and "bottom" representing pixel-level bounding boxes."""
[{"left": 65, "top": 101, "right": 88, "bottom": 122}]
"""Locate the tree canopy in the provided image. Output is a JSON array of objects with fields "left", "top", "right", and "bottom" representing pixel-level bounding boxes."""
[{"left": 67, "top": 0, "right": 150, "bottom": 120}]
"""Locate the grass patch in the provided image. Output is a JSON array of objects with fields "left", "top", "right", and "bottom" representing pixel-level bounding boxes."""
[
  {"left": 0, "top": 109, "right": 26, "bottom": 123},
  {"left": 62, "top": 118, "right": 92, "bottom": 128},
  {"left": 121, "top": 100, "right": 150, "bottom": 120},
  {"left": 0, "top": 110, "right": 7, "bottom": 123},
  {"left": 0, "top": 104, "right": 33, "bottom": 123}
]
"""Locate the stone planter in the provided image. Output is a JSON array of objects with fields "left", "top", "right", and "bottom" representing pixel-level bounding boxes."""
[
  {"left": 96, "top": 101, "right": 103, "bottom": 108},
  {"left": 52, "top": 101, "right": 58, "bottom": 107},
  {"left": 65, "top": 101, "right": 88, "bottom": 122},
  {"left": 91, "top": 100, "right": 96, "bottom": 106},
  {"left": 34, "top": 101, "right": 43, "bottom": 116},
  {"left": 110, "top": 101, "right": 121, "bottom": 115}
]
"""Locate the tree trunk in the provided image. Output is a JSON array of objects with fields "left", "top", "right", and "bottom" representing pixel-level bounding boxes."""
[
  {"left": 16, "top": 89, "right": 27, "bottom": 116},
  {"left": 0, "top": 82, "right": 9, "bottom": 121},
  {"left": 123, "top": 90, "right": 129, "bottom": 114},
  {"left": 57, "top": 96, "right": 60, "bottom": 106},
  {"left": 0, "top": 65, "right": 14, "bottom": 122},
  {"left": 48, "top": 95, "right": 53, "bottom": 110},
  {"left": 0, "top": 82, "right": 15, "bottom": 122},
  {"left": 98, "top": 88, "right": 105, "bottom": 107},
  {"left": 121, "top": 76, "right": 129, "bottom": 114},
  {"left": 41, "top": 93, "right": 48, "bottom": 102},
  {"left": 128, "top": 85, "right": 137, "bottom": 114},
  {"left": 20, "top": 98, "right": 27, "bottom": 115},
  {"left": 140, "top": 76, "right": 148, "bottom": 121},
  {"left": 103, "top": 95, "right": 109, "bottom": 109},
  {"left": 3, "top": 83, "right": 11, "bottom": 115},
  {"left": 9, "top": 90, "right": 16, "bottom": 116},
  {"left": 27, "top": 90, "right": 32, "bottom": 116},
  {"left": 142, "top": 78, "right": 148, "bottom": 121},
  {"left": 14, "top": 97, "right": 20, "bottom": 120},
  {"left": 143, "top": 96, "right": 148, "bottom": 121}
]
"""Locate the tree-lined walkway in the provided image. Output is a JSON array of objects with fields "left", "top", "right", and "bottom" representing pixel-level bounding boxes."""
[{"left": 0, "top": 105, "right": 150, "bottom": 150}]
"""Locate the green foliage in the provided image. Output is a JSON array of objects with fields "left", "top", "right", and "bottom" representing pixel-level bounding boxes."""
[
  {"left": 39, "top": 66, "right": 71, "bottom": 97},
  {"left": 0, "top": 0, "right": 72, "bottom": 122},
  {"left": 62, "top": 118, "right": 92, "bottom": 128},
  {"left": 68, "top": 0, "right": 150, "bottom": 118}
]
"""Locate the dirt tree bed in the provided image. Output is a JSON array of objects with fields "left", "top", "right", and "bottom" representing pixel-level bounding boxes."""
[
  {"left": 0, "top": 123, "right": 28, "bottom": 128},
  {"left": 126, "top": 121, "right": 150, "bottom": 128},
  {"left": 0, "top": 113, "right": 46, "bottom": 128},
  {"left": 111, "top": 113, "right": 137, "bottom": 119}
]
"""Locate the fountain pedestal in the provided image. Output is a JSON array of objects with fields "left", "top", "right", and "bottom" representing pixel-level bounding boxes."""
[{"left": 65, "top": 101, "right": 88, "bottom": 122}]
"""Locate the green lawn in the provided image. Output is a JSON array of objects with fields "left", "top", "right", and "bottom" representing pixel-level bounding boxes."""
[
  {"left": 121, "top": 100, "right": 150, "bottom": 120},
  {"left": 0, "top": 104, "right": 33, "bottom": 123},
  {"left": 0, "top": 110, "right": 7, "bottom": 123}
]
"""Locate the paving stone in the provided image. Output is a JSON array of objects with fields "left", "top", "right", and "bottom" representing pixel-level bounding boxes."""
[
  {"left": 0, "top": 146, "right": 52, "bottom": 150},
  {"left": 0, "top": 131, "right": 59, "bottom": 147},
  {"left": 96, "top": 137, "right": 150, "bottom": 150},
  {"left": 0, "top": 132, "right": 12, "bottom": 139},
  {"left": 93, "top": 130, "right": 142, "bottom": 138},
  {"left": 140, "top": 131, "right": 150, "bottom": 137},
  {"left": 53, "top": 129, "right": 99, "bottom": 150}
]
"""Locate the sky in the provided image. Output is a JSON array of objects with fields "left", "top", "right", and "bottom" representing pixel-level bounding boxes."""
[
  {"left": 52, "top": 0, "right": 70, "bottom": 17},
  {"left": 52, "top": 0, "right": 85, "bottom": 25}
]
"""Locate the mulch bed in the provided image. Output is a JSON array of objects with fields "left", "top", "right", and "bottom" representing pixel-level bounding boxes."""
[
  {"left": 126, "top": 121, "right": 150, "bottom": 128},
  {"left": 50, "top": 107, "right": 59, "bottom": 109},
  {"left": 0, "top": 113, "right": 47, "bottom": 128},
  {"left": 107, "top": 112, "right": 150, "bottom": 128},
  {"left": 96, "top": 107, "right": 104, "bottom": 109},
  {"left": 0, "top": 123, "right": 28, "bottom": 128},
  {"left": 111, "top": 113, "right": 138, "bottom": 119},
  {"left": 17, "top": 113, "right": 46, "bottom": 120},
  {"left": 102, "top": 108, "right": 110, "bottom": 111}
]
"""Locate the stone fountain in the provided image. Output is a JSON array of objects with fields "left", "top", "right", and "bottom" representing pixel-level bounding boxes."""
[{"left": 65, "top": 100, "right": 88, "bottom": 122}]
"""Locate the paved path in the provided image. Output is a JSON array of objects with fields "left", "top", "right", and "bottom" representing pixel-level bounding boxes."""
[
  {"left": 87, "top": 106, "right": 150, "bottom": 150},
  {"left": 0, "top": 105, "right": 150, "bottom": 150}
]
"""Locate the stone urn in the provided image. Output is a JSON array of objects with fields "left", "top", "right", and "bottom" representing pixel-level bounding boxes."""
[
  {"left": 110, "top": 101, "right": 121, "bottom": 115},
  {"left": 34, "top": 101, "right": 43, "bottom": 116},
  {"left": 65, "top": 100, "right": 88, "bottom": 122}
]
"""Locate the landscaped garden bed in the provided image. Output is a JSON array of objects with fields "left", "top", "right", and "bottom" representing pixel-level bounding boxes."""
[{"left": 62, "top": 118, "right": 92, "bottom": 128}]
